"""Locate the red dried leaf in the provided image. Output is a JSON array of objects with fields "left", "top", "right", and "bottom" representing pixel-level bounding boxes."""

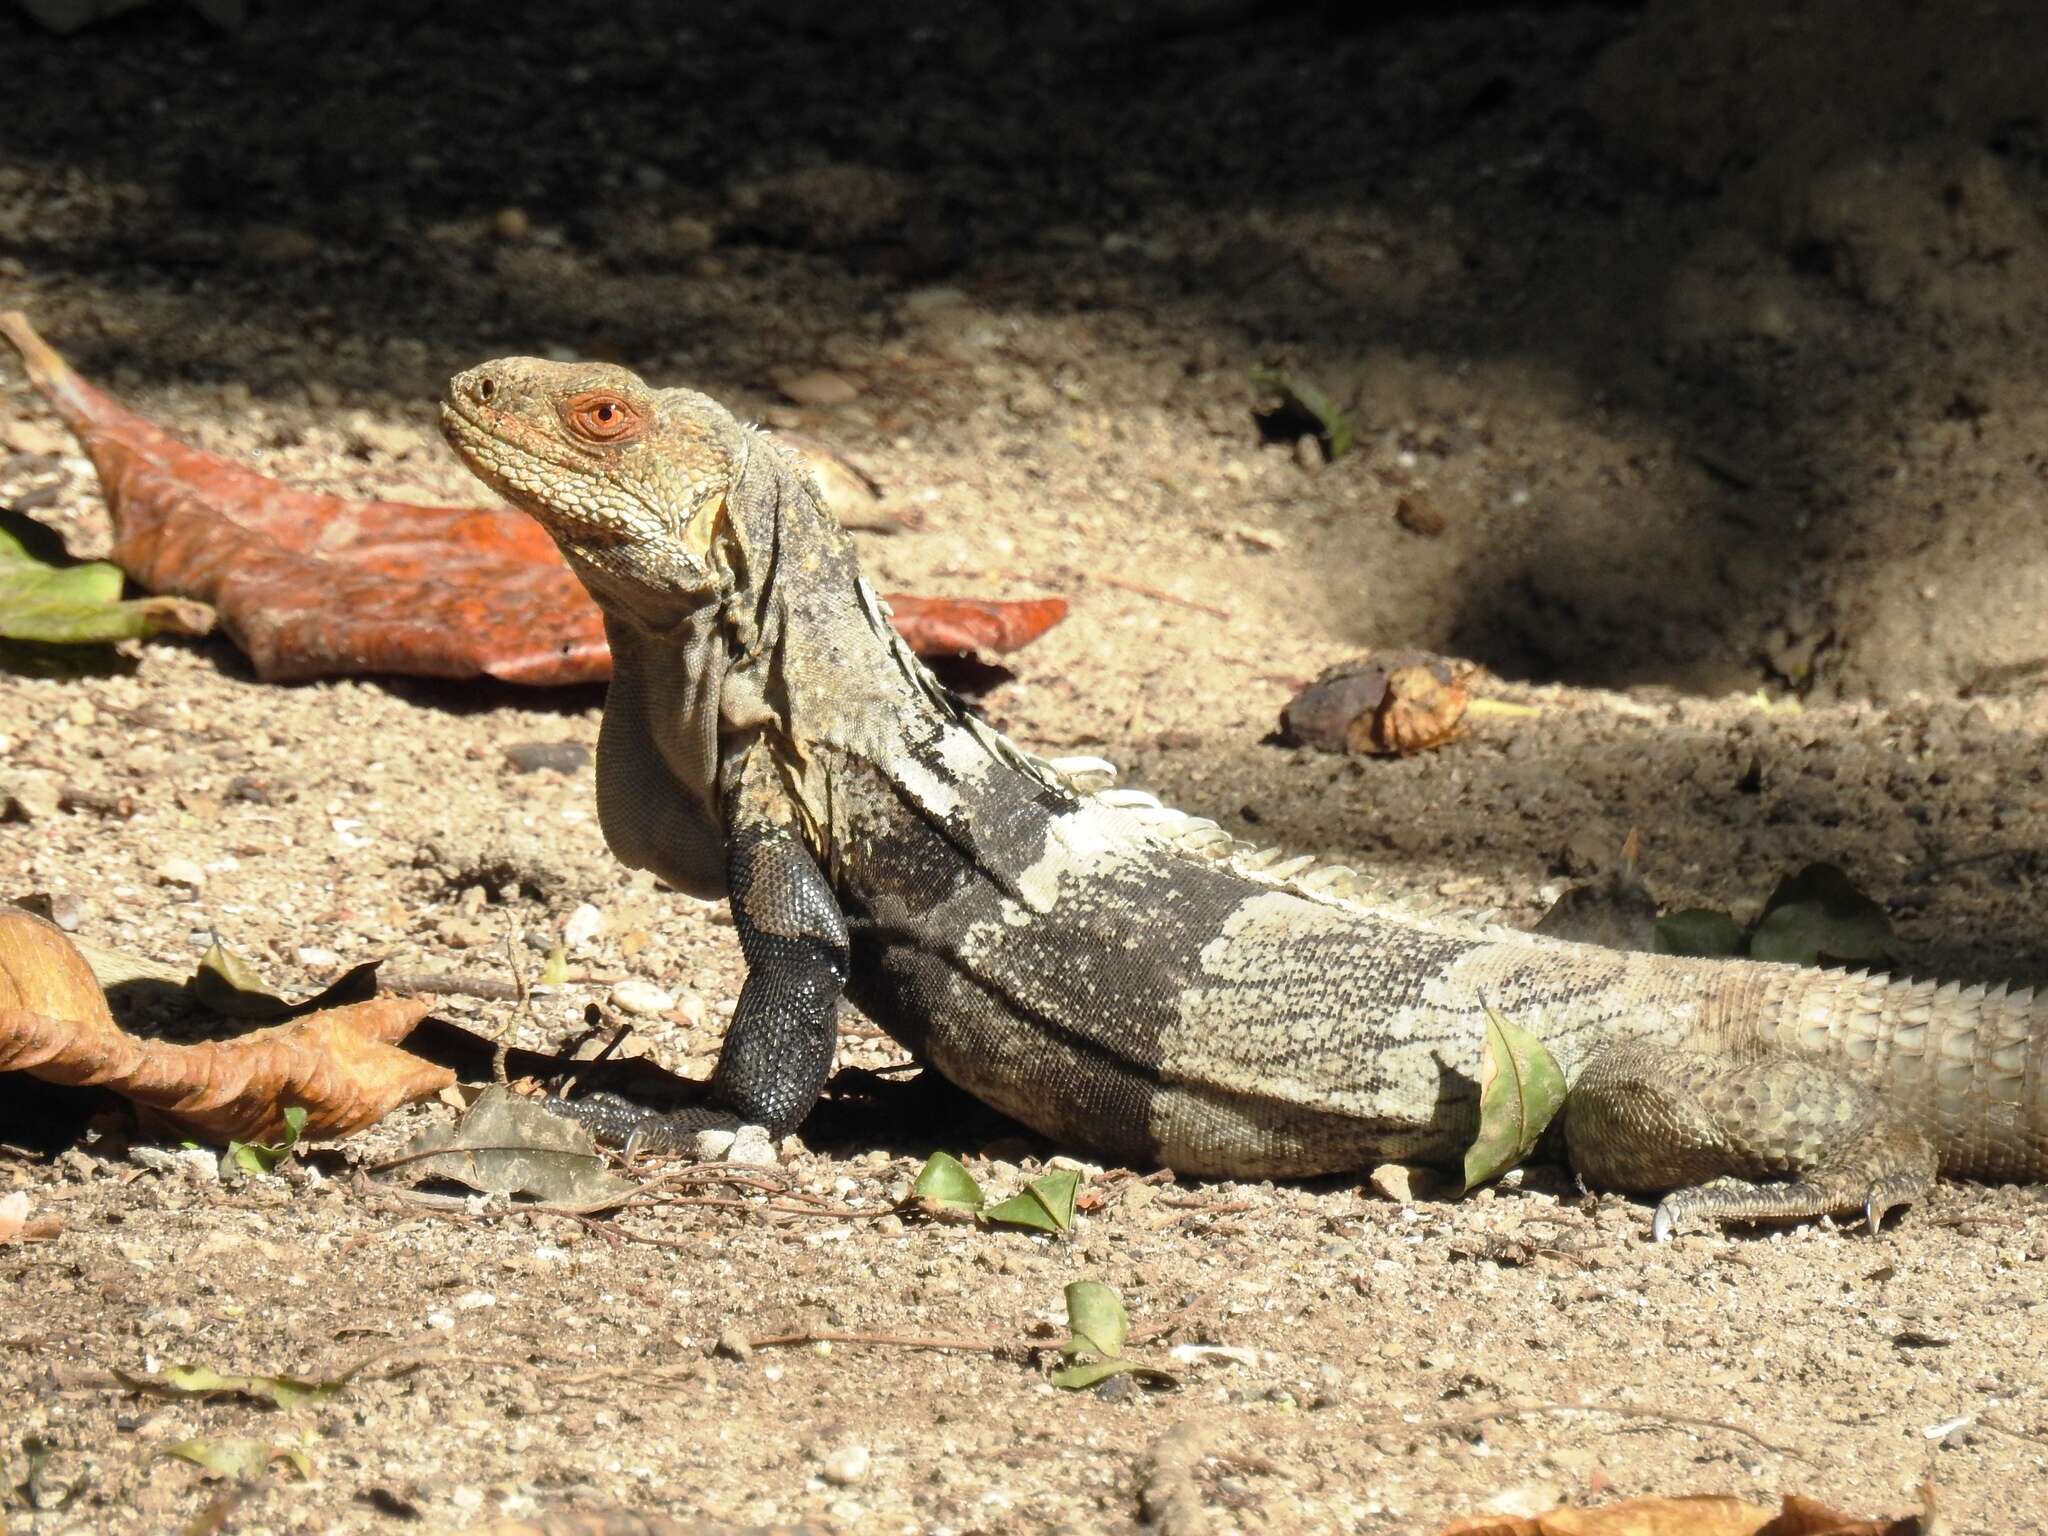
[
  {"left": 2, "top": 311, "right": 606, "bottom": 684},
  {"left": 1, "top": 312, "right": 1065, "bottom": 680},
  {"left": 885, "top": 594, "right": 1068, "bottom": 656}
]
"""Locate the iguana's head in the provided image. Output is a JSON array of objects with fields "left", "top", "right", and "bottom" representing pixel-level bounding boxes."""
[{"left": 440, "top": 356, "right": 745, "bottom": 599}]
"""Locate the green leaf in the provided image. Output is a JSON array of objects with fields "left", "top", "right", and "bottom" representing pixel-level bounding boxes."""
[
  {"left": 1060, "top": 1280, "right": 1130, "bottom": 1361},
  {"left": 1049, "top": 1357, "right": 1144, "bottom": 1390},
  {"left": 227, "top": 1105, "right": 306, "bottom": 1176},
  {"left": 0, "top": 517, "right": 214, "bottom": 646},
  {"left": 911, "top": 1151, "right": 985, "bottom": 1210},
  {"left": 114, "top": 1364, "right": 348, "bottom": 1411},
  {"left": 381, "top": 1086, "right": 636, "bottom": 1210},
  {"left": 984, "top": 1168, "right": 1078, "bottom": 1233},
  {"left": 1653, "top": 907, "right": 1748, "bottom": 958},
  {"left": 158, "top": 1437, "right": 311, "bottom": 1481},
  {"left": 1050, "top": 1282, "right": 1177, "bottom": 1391},
  {"left": 537, "top": 943, "right": 569, "bottom": 987},
  {"left": 1250, "top": 367, "right": 1357, "bottom": 460},
  {"left": 1461, "top": 995, "right": 1567, "bottom": 1194},
  {"left": 1748, "top": 862, "right": 1893, "bottom": 968},
  {"left": 189, "top": 940, "right": 293, "bottom": 1021}
]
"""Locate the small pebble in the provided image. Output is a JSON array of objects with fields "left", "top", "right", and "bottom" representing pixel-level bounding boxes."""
[
  {"left": 1, "top": 777, "right": 62, "bottom": 822},
  {"left": 504, "top": 740, "right": 591, "bottom": 774},
  {"left": 562, "top": 903, "right": 606, "bottom": 951},
  {"left": 609, "top": 978, "right": 675, "bottom": 1017},
  {"left": 1395, "top": 493, "right": 1447, "bottom": 537},
  {"left": 493, "top": 206, "right": 531, "bottom": 241},
  {"left": 1008, "top": 379, "right": 1058, "bottom": 418},
  {"left": 2, "top": 419, "right": 65, "bottom": 455},
  {"left": 819, "top": 1445, "right": 870, "bottom": 1487},
  {"left": 779, "top": 370, "right": 861, "bottom": 407},
  {"left": 155, "top": 856, "right": 206, "bottom": 889},
  {"left": 713, "top": 1323, "right": 753, "bottom": 1361}
]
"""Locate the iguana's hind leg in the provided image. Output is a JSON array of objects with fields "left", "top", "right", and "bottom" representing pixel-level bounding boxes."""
[{"left": 1563, "top": 1040, "right": 1936, "bottom": 1240}]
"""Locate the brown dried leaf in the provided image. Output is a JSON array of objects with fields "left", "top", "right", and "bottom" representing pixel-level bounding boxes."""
[
  {"left": 0, "top": 910, "right": 450, "bottom": 1143},
  {"left": 0, "top": 312, "right": 1062, "bottom": 679},
  {"left": 1280, "top": 650, "right": 1471, "bottom": 756},
  {"left": 1438, "top": 1494, "right": 1924, "bottom": 1536},
  {"left": 1536, "top": 1496, "right": 1776, "bottom": 1535}
]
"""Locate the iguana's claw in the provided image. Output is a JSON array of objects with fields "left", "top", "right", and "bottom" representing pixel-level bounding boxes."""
[{"left": 544, "top": 1093, "right": 775, "bottom": 1163}]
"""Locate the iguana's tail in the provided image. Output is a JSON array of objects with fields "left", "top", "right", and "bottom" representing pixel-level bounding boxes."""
[{"left": 1746, "top": 963, "right": 2048, "bottom": 1181}]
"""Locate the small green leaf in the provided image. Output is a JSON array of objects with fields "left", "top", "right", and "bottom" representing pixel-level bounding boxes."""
[
  {"left": 0, "top": 517, "right": 214, "bottom": 646},
  {"left": 1050, "top": 1282, "right": 1177, "bottom": 1391},
  {"left": 1060, "top": 1280, "right": 1130, "bottom": 1361},
  {"left": 226, "top": 1105, "right": 306, "bottom": 1176},
  {"left": 158, "top": 1437, "right": 311, "bottom": 1481},
  {"left": 189, "top": 939, "right": 294, "bottom": 1021},
  {"left": 537, "top": 943, "right": 569, "bottom": 986},
  {"left": 1653, "top": 907, "right": 1748, "bottom": 958},
  {"left": 984, "top": 1168, "right": 1078, "bottom": 1233},
  {"left": 1250, "top": 367, "right": 1357, "bottom": 460},
  {"left": 1461, "top": 996, "right": 1568, "bottom": 1195},
  {"left": 911, "top": 1151, "right": 985, "bottom": 1210},
  {"left": 1050, "top": 1357, "right": 1143, "bottom": 1390},
  {"left": 115, "top": 1364, "right": 347, "bottom": 1411},
  {"left": 1749, "top": 862, "right": 1893, "bottom": 968}
]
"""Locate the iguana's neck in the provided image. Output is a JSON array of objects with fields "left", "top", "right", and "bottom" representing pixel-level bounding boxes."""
[{"left": 710, "top": 434, "right": 985, "bottom": 845}]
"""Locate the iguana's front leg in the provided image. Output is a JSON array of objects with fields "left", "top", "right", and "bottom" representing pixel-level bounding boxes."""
[
  {"left": 553, "top": 744, "right": 849, "bottom": 1158},
  {"left": 1564, "top": 1040, "right": 1937, "bottom": 1240}
]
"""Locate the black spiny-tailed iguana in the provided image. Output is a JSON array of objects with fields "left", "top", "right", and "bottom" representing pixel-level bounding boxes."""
[{"left": 439, "top": 356, "right": 2048, "bottom": 1238}]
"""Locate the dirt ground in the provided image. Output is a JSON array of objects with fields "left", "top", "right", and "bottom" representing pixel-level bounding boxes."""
[{"left": 4, "top": 1, "right": 2047, "bottom": 1532}]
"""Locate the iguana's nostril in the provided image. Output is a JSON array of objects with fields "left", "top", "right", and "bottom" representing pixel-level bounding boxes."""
[{"left": 475, "top": 374, "right": 496, "bottom": 403}]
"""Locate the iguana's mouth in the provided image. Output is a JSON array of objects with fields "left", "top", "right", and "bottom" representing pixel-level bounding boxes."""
[{"left": 438, "top": 395, "right": 626, "bottom": 546}]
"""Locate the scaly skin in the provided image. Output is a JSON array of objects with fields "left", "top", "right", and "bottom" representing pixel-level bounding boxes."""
[{"left": 439, "top": 357, "right": 2048, "bottom": 1235}]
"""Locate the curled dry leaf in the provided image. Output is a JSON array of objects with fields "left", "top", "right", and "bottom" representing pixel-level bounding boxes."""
[
  {"left": 1280, "top": 650, "right": 1472, "bottom": 756},
  {"left": 0, "top": 312, "right": 1063, "bottom": 680},
  {"left": 1438, "top": 1491, "right": 1924, "bottom": 1536},
  {"left": 0, "top": 910, "right": 450, "bottom": 1144}
]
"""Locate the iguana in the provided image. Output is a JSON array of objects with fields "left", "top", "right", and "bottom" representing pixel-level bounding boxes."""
[{"left": 439, "top": 356, "right": 2048, "bottom": 1238}]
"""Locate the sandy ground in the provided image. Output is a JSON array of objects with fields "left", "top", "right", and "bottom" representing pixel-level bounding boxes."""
[{"left": 3, "top": 2, "right": 2046, "bottom": 1532}]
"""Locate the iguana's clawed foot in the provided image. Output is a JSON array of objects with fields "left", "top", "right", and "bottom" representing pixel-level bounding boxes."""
[
  {"left": 1566, "top": 1040, "right": 1938, "bottom": 1240},
  {"left": 1648, "top": 1166, "right": 1928, "bottom": 1242},
  {"left": 542, "top": 1093, "right": 779, "bottom": 1164}
]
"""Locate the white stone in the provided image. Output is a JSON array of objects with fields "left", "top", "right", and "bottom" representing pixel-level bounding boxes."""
[
  {"left": 562, "top": 902, "right": 606, "bottom": 951},
  {"left": 609, "top": 979, "right": 675, "bottom": 1016},
  {"left": 155, "top": 856, "right": 206, "bottom": 889},
  {"left": 819, "top": 1445, "right": 870, "bottom": 1486}
]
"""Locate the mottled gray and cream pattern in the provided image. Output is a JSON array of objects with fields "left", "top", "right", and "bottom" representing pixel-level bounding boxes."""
[{"left": 442, "top": 356, "right": 2047, "bottom": 1235}]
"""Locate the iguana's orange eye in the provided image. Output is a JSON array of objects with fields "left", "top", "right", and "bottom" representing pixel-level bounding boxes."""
[{"left": 565, "top": 391, "right": 644, "bottom": 443}]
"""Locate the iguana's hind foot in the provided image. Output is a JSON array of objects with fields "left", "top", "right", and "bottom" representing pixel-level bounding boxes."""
[
  {"left": 542, "top": 1093, "right": 772, "bottom": 1163},
  {"left": 1564, "top": 1040, "right": 1937, "bottom": 1240}
]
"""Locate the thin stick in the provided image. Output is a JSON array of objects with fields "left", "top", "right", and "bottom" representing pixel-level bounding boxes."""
[
  {"left": 1360, "top": 1400, "right": 1804, "bottom": 1460},
  {"left": 379, "top": 971, "right": 525, "bottom": 1002},
  {"left": 1092, "top": 573, "right": 1230, "bottom": 618},
  {"left": 746, "top": 1327, "right": 1026, "bottom": 1357}
]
